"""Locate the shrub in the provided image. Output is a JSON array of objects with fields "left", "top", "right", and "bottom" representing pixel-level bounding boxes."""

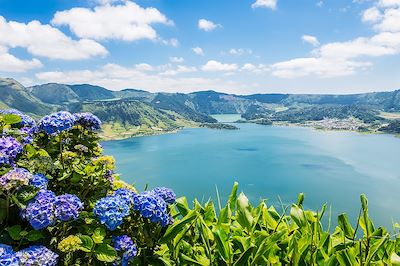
[{"left": 0, "top": 110, "right": 176, "bottom": 265}]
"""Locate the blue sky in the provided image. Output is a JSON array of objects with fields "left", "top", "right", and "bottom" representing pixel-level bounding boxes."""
[{"left": 0, "top": 0, "right": 399, "bottom": 94}]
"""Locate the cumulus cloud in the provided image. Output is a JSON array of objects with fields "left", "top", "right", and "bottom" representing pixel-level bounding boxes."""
[
  {"left": 52, "top": 1, "right": 172, "bottom": 41},
  {"left": 201, "top": 60, "right": 238, "bottom": 72},
  {"left": 251, "top": 0, "right": 277, "bottom": 9},
  {"left": 35, "top": 63, "right": 240, "bottom": 93},
  {"left": 0, "top": 47, "right": 42, "bottom": 72},
  {"left": 270, "top": 1, "right": 400, "bottom": 78},
  {"left": 362, "top": 7, "right": 382, "bottom": 22},
  {"left": 198, "top": 19, "right": 221, "bottom": 32},
  {"left": 0, "top": 16, "right": 107, "bottom": 60},
  {"left": 228, "top": 48, "right": 253, "bottom": 56},
  {"left": 192, "top": 47, "right": 204, "bottom": 56},
  {"left": 302, "top": 35, "right": 320, "bottom": 46},
  {"left": 169, "top": 57, "right": 184, "bottom": 63}
]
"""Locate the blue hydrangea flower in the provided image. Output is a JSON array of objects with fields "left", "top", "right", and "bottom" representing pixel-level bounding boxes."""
[
  {"left": 37, "top": 111, "right": 76, "bottom": 135},
  {"left": 133, "top": 192, "right": 170, "bottom": 227},
  {"left": 54, "top": 194, "right": 83, "bottom": 222},
  {"left": 74, "top": 112, "right": 101, "bottom": 131},
  {"left": 20, "top": 126, "right": 36, "bottom": 145},
  {"left": 22, "top": 190, "right": 56, "bottom": 230},
  {"left": 112, "top": 236, "right": 137, "bottom": 266},
  {"left": 0, "top": 253, "right": 19, "bottom": 266},
  {"left": 105, "top": 170, "right": 114, "bottom": 184},
  {"left": 0, "top": 244, "right": 13, "bottom": 257},
  {"left": 114, "top": 188, "right": 136, "bottom": 205},
  {"left": 0, "top": 109, "right": 36, "bottom": 127},
  {"left": 121, "top": 245, "right": 137, "bottom": 266},
  {"left": 0, "top": 136, "right": 23, "bottom": 166},
  {"left": 93, "top": 196, "right": 130, "bottom": 231},
  {"left": 15, "top": 246, "right": 58, "bottom": 266},
  {"left": 29, "top": 173, "right": 49, "bottom": 190},
  {"left": 151, "top": 187, "right": 176, "bottom": 204},
  {"left": 0, "top": 168, "right": 32, "bottom": 191},
  {"left": 112, "top": 235, "right": 134, "bottom": 252}
]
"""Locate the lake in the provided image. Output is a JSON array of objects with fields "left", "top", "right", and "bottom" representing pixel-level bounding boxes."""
[{"left": 102, "top": 115, "right": 400, "bottom": 228}]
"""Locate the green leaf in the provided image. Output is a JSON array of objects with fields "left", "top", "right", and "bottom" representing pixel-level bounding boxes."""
[
  {"left": 3, "top": 114, "right": 22, "bottom": 125},
  {"left": 26, "top": 230, "right": 44, "bottom": 242},
  {"left": 175, "top": 197, "right": 190, "bottom": 217},
  {"left": 0, "top": 199, "right": 7, "bottom": 223},
  {"left": 160, "top": 210, "right": 197, "bottom": 244},
  {"left": 391, "top": 253, "right": 400, "bottom": 266},
  {"left": 79, "top": 235, "right": 94, "bottom": 252},
  {"left": 92, "top": 227, "right": 106, "bottom": 244},
  {"left": 6, "top": 225, "right": 23, "bottom": 240},
  {"left": 227, "top": 182, "right": 238, "bottom": 214},
  {"left": 338, "top": 213, "right": 355, "bottom": 239},
  {"left": 95, "top": 243, "right": 116, "bottom": 262},
  {"left": 290, "top": 204, "right": 307, "bottom": 228},
  {"left": 236, "top": 192, "right": 254, "bottom": 232}
]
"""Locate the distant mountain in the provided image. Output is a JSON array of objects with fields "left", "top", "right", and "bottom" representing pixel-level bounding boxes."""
[
  {"left": 30, "top": 83, "right": 80, "bottom": 104},
  {"left": 0, "top": 78, "right": 53, "bottom": 115}
]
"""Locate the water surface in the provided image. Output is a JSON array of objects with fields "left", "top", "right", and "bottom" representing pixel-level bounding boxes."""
[{"left": 102, "top": 119, "right": 400, "bottom": 228}]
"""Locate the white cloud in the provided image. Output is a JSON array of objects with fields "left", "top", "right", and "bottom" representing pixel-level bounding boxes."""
[
  {"left": 169, "top": 57, "right": 184, "bottom": 63},
  {"left": 198, "top": 19, "right": 221, "bottom": 32},
  {"left": 302, "top": 35, "right": 320, "bottom": 46},
  {"left": 362, "top": 7, "right": 382, "bottom": 22},
  {"left": 192, "top": 47, "right": 204, "bottom": 56},
  {"left": 251, "top": 0, "right": 277, "bottom": 9},
  {"left": 374, "top": 8, "right": 400, "bottom": 32},
  {"left": 134, "top": 63, "right": 154, "bottom": 71},
  {"left": 162, "top": 38, "right": 179, "bottom": 47},
  {"left": 35, "top": 63, "right": 240, "bottom": 93},
  {"left": 378, "top": 0, "right": 400, "bottom": 7},
  {"left": 0, "top": 47, "right": 42, "bottom": 72},
  {"left": 0, "top": 16, "right": 107, "bottom": 60},
  {"left": 160, "top": 65, "right": 197, "bottom": 76},
  {"left": 228, "top": 48, "right": 253, "bottom": 56},
  {"left": 201, "top": 60, "right": 238, "bottom": 72},
  {"left": 52, "top": 1, "right": 172, "bottom": 41},
  {"left": 316, "top": 1, "right": 324, "bottom": 7},
  {"left": 94, "top": 0, "right": 126, "bottom": 5}
]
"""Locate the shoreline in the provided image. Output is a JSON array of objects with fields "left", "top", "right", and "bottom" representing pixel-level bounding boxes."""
[{"left": 100, "top": 119, "right": 398, "bottom": 141}]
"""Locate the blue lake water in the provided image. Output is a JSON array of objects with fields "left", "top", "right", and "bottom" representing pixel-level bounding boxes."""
[{"left": 102, "top": 118, "right": 400, "bottom": 228}]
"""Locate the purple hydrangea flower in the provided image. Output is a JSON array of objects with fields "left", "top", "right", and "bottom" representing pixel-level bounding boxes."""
[
  {"left": 93, "top": 196, "right": 130, "bottom": 231},
  {"left": 0, "top": 168, "right": 32, "bottom": 191},
  {"left": 151, "top": 187, "right": 176, "bottom": 204},
  {"left": 54, "top": 194, "right": 83, "bottom": 222},
  {"left": 0, "top": 136, "right": 23, "bottom": 166},
  {"left": 133, "top": 192, "right": 170, "bottom": 227},
  {"left": 114, "top": 188, "right": 136, "bottom": 205},
  {"left": 112, "top": 236, "right": 137, "bottom": 266},
  {"left": 29, "top": 173, "right": 49, "bottom": 190},
  {"left": 0, "top": 109, "right": 36, "bottom": 127},
  {"left": 74, "top": 112, "right": 101, "bottom": 131},
  {"left": 22, "top": 190, "right": 56, "bottom": 230},
  {"left": 104, "top": 170, "right": 114, "bottom": 184},
  {"left": 15, "top": 246, "right": 58, "bottom": 266},
  {"left": 37, "top": 111, "right": 76, "bottom": 135},
  {"left": 20, "top": 126, "right": 36, "bottom": 145}
]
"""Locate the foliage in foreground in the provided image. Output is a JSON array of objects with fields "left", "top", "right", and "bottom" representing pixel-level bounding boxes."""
[
  {"left": 158, "top": 184, "right": 400, "bottom": 265},
  {"left": 1, "top": 109, "right": 400, "bottom": 265}
]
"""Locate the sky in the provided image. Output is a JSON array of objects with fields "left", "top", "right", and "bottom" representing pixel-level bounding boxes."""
[{"left": 0, "top": 0, "right": 399, "bottom": 94}]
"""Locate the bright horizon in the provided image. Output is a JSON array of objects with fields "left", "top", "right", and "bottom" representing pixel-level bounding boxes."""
[{"left": 0, "top": 0, "right": 400, "bottom": 94}]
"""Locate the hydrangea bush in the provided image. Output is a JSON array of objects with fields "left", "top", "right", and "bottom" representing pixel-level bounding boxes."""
[{"left": 0, "top": 110, "right": 176, "bottom": 265}]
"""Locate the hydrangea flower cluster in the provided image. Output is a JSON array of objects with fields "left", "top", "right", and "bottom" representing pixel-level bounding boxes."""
[
  {"left": 74, "top": 144, "right": 89, "bottom": 153},
  {"left": 58, "top": 235, "right": 82, "bottom": 253},
  {"left": 37, "top": 111, "right": 76, "bottom": 135},
  {"left": 0, "top": 109, "right": 36, "bottom": 127},
  {"left": 15, "top": 245, "right": 58, "bottom": 266},
  {"left": 22, "top": 190, "right": 56, "bottom": 230},
  {"left": 74, "top": 112, "right": 102, "bottom": 131},
  {"left": 19, "top": 126, "right": 36, "bottom": 145},
  {"left": 0, "top": 136, "right": 23, "bottom": 165},
  {"left": 22, "top": 190, "right": 83, "bottom": 230},
  {"left": 29, "top": 173, "right": 49, "bottom": 190},
  {"left": 133, "top": 191, "right": 170, "bottom": 227},
  {"left": 112, "top": 235, "right": 138, "bottom": 266},
  {"left": 0, "top": 244, "right": 18, "bottom": 266},
  {"left": 113, "top": 188, "right": 136, "bottom": 205},
  {"left": 0, "top": 168, "right": 32, "bottom": 191},
  {"left": 151, "top": 187, "right": 176, "bottom": 204},
  {"left": 54, "top": 194, "right": 83, "bottom": 221},
  {"left": 93, "top": 195, "right": 130, "bottom": 230}
]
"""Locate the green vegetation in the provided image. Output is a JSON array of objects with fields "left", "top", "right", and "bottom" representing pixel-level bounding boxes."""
[
  {"left": 200, "top": 123, "right": 239, "bottom": 130},
  {"left": 157, "top": 183, "right": 400, "bottom": 265}
]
